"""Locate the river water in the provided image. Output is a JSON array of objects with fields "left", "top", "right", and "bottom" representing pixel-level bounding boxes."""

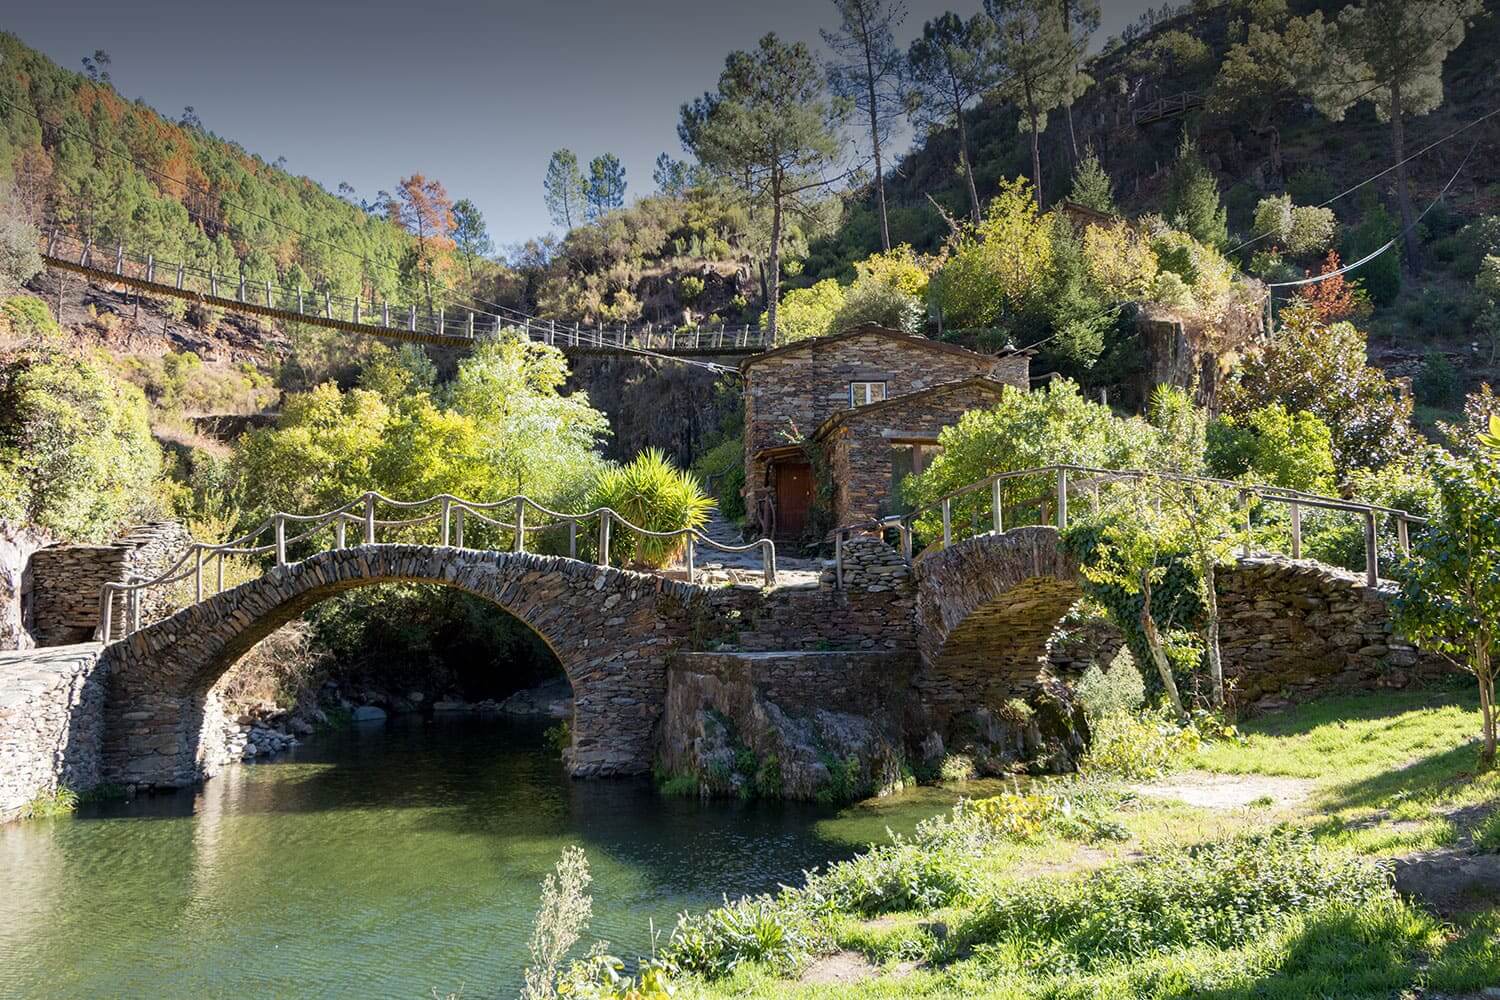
[{"left": 1, "top": 715, "right": 992, "bottom": 998}]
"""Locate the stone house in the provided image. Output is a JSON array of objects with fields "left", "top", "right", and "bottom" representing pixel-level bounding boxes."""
[{"left": 741, "top": 325, "right": 1030, "bottom": 539}]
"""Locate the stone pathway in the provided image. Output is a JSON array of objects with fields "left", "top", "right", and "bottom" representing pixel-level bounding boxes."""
[{"left": 670, "top": 513, "right": 824, "bottom": 589}]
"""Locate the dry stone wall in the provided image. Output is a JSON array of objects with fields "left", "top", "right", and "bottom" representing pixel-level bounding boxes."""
[
  {"left": 0, "top": 643, "right": 105, "bottom": 822},
  {"left": 29, "top": 522, "right": 191, "bottom": 646},
  {"left": 0, "top": 521, "right": 50, "bottom": 651}
]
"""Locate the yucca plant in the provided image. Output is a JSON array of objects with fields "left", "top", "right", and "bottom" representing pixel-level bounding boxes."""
[{"left": 582, "top": 448, "right": 715, "bottom": 569}]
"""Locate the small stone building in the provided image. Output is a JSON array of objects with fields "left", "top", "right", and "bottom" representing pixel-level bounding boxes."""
[
  {"left": 27, "top": 522, "right": 191, "bottom": 645},
  {"left": 741, "top": 325, "right": 1030, "bottom": 539}
]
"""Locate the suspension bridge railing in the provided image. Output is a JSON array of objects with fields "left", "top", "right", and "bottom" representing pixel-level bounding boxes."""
[
  {"left": 831, "top": 464, "right": 1426, "bottom": 590},
  {"left": 97, "top": 491, "right": 777, "bottom": 640},
  {"left": 38, "top": 229, "right": 770, "bottom": 358}
]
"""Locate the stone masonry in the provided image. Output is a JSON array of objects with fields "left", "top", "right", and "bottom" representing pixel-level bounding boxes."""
[
  {"left": 741, "top": 325, "right": 1030, "bottom": 534},
  {"left": 29, "top": 522, "right": 191, "bottom": 645},
  {"left": 0, "top": 643, "right": 105, "bottom": 822},
  {"left": 818, "top": 377, "right": 1013, "bottom": 526}
]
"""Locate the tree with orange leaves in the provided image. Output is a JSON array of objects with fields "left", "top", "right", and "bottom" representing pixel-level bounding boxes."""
[
  {"left": 1296, "top": 250, "right": 1367, "bottom": 324},
  {"left": 388, "top": 174, "right": 455, "bottom": 313}
]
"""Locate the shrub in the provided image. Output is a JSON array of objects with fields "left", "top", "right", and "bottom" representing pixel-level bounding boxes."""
[
  {"left": 1, "top": 295, "right": 59, "bottom": 343},
  {"left": 831, "top": 278, "right": 923, "bottom": 334},
  {"left": 956, "top": 831, "right": 1393, "bottom": 969},
  {"left": 771, "top": 278, "right": 845, "bottom": 343},
  {"left": 939, "top": 753, "right": 976, "bottom": 783},
  {"left": 1083, "top": 707, "right": 1202, "bottom": 780},
  {"left": 962, "top": 785, "right": 1129, "bottom": 845},
  {"left": 690, "top": 435, "right": 745, "bottom": 522},
  {"left": 802, "top": 840, "right": 982, "bottom": 916},
  {"left": 1414, "top": 350, "right": 1462, "bottom": 408},
  {"left": 677, "top": 274, "right": 705, "bottom": 303},
  {"left": 662, "top": 893, "right": 815, "bottom": 977},
  {"left": 21, "top": 786, "right": 78, "bottom": 820},
  {"left": 580, "top": 448, "right": 714, "bottom": 568},
  {"left": 522, "top": 846, "right": 594, "bottom": 1000},
  {"left": 1340, "top": 206, "right": 1401, "bottom": 306},
  {"left": 1205, "top": 403, "right": 1336, "bottom": 492},
  {"left": 1075, "top": 649, "right": 1147, "bottom": 721},
  {"left": 0, "top": 200, "right": 42, "bottom": 296},
  {"left": 1252, "top": 195, "right": 1336, "bottom": 258}
]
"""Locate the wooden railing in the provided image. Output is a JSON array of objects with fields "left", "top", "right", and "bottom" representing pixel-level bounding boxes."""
[
  {"left": 832, "top": 464, "right": 1426, "bottom": 589},
  {"left": 98, "top": 492, "right": 777, "bottom": 640},
  {"left": 39, "top": 229, "right": 769, "bottom": 360},
  {"left": 1132, "top": 92, "right": 1206, "bottom": 126}
]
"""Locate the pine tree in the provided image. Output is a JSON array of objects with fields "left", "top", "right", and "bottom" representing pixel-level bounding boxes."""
[
  {"left": 680, "top": 34, "right": 845, "bottom": 345},
  {"left": 585, "top": 154, "right": 627, "bottom": 221},
  {"left": 905, "top": 12, "right": 997, "bottom": 225},
  {"left": 1307, "top": 0, "right": 1482, "bottom": 271},
  {"left": 987, "top": 0, "right": 1086, "bottom": 207},
  {"left": 1068, "top": 145, "right": 1115, "bottom": 214},
  {"left": 823, "top": 0, "right": 907, "bottom": 251},
  {"left": 1164, "top": 134, "right": 1228, "bottom": 248},
  {"left": 451, "top": 199, "right": 493, "bottom": 284},
  {"left": 543, "top": 150, "right": 588, "bottom": 231},
  {"left": 652, "top": 153, "right": 689, "bottom": 197}
]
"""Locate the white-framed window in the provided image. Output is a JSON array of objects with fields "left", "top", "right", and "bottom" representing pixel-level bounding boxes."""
[{"left": 849, "top": 381, "right": 887, "bottom": 407}]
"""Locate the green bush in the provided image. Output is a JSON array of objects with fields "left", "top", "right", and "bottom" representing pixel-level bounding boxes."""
[
  {"left": 1414, "top": 350, "right": 1462, "bottom": 408},
  {"left": 1, "top": 295, "right": 59, "bottom": 342},
  {"left": 1082, "top": 707, "right": 1203, "bottom": 780},
  {"left": 803, "top": 840, "right": 982, "bottom": 916},
  {"left": 955, "top": 831, "right": 1393, "bottom": 969},
  {"left": 662, "top": 894, "right": 816, "bottom": 978},
  {"left": 1340, "top": 207, "right": 1401, "bottom": 306},
  {"left": 690, "top": 435, "right": 745, "bottom": 522},
  {"left": 582, "top": 448, "right": 714, "bottom": 568},
  {"left": 1075, "top": 649, "right": 1147, "bottom": 721}
]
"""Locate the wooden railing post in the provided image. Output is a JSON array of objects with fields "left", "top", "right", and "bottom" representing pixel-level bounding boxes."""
[
  {"left": 598, "top": 512, "right": 612, "bottom": 567},
  {"left": 901, "top": 523, "right": 913, "bottom": 562},
  {"left": 364, "top": 494, "right": 376, "bottom": 545},
  {"left": 216, "top": 552, "right": 225, "bottom": 594},
  {"left": 992, "top": 479, "right": 1004, "bottom": 535},
  {"left": 194, "top": 547, "right": 204, "bottom": 602},
  {"left": 685, "top": 535, "right": 695, "bottom": 584},
  {"left": 1289, "top": 502, "right": 1302, "bottom": 560},
  {"left": 513, "top": 498, "right": 527, "bottom": 553},
  {"left": 1240, "top": 490, "right": 1252, "bottom": 558},
  {"left": 274, "top": 516, "right": 286, "bottom": 565},
  {"left": 1364, "top": 510, "right": 1379, "bottom": 587},
  {"left": 454, "top": 507, "right": 465, "bottom": 548},
  {"left": 567, "top": 519, "right": 578, "bottom": 559},
  {"left": 441, "top": 498, "right": 452, "bottom": 546},
  {"left": 1056, "top": 467, "right": 1069, "bottom": 531},
  {"left": 761, "top": 539, "right": 776, "bottom": 588},
  {"left": 941, "top": 498, "right": 952, "bottom": 548},
  {"left": 99, "top": 589, "right": 113, "bottom": 643},
  {"left": 1397, "top": 515, "right": 1410, "bottom": 557}
]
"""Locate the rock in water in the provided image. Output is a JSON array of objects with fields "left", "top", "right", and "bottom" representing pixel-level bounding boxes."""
[{"left": 351, "top": 705, "right": 387, "bottom": 723}]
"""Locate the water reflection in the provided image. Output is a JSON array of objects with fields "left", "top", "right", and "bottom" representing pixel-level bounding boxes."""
[{"left": 1, "top": 716, "right": 973, "bottom": 998}]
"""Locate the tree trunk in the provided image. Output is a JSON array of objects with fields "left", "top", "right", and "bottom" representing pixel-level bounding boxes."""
[
  {"left": 1065, "top": 102, "right": 1079, "bottom": 166},
  {"left": 1202, "top": 562, "right": 1225, "bottom": 709},
  {"left": 1141, "top": 577, "right": 1186, "bottom": 718},
  {"left": 1389, "top": 80, "right": 1421, "bottom": 273},
  {"left": 1062, "top": 0, "right": 1079, "bottom": 164},
  {"left": 767, "top": 174, "right": 784, "bottom": 346},
  {"left": 1478, "top": 634, "right": 1496, "bottom": 766},
  {"left": 864, "top": 39, "right": 891, "bottom": 252},
  {"left": 1028, "top": 103, "right": 1044, "bottom": 208},
  {"left": 956, "top": 105, "right": 981, "bottom": 225}
]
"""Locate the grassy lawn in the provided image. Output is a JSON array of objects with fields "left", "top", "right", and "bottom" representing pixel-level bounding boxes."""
[{"left": 667, "top": 679, "right": 1500, "bottom": 999}]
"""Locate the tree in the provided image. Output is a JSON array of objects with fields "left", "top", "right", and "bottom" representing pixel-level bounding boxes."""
[
  {"left": 543, "top": 150, "right": 588, "bottom": 231},
  {"left": 652, "top": 153, "right": 690, "bottom": 197},
  {"left": 585, "top": 154, "right": 627, "bottom": 221},
  {"left": 1473, "top": 255, "right": 1500, "bottom": 362},
  {"left": 1206, "top": 403, "right": 1337, "bottom": 492},
  {"left": 905, "top": 12, "right": 997, "bottom": 225},
  {"left": 388, "top": 174, "right": 455, "bottom": 313},
  {"left": 1225, "top": 305, "right": 1415, "bottom": 472},
  {"left": 1252, "top": 194, "right": 1336, "bottom": 258},
  {"left": 679, "top": 34, "right": 845, "bottom": 345},
  {"left": 0, "top": 188, "right": 43, "bottom": 296},
  {"left": 1393, "top": 442, "right": 1500, "bottom": 764},
  {"left": 1068, "top": 145, "right": 1115, "bottom": 214},
  {"left": 773, "top": 278, "right": 847, "bottom": 343},
  {"left": 931, "top": 178, "right": 1054, "bottom": 328},
  {"left": 1055, "top": 0, "right": 1100, "bottom": 162},
  {"left": 1295, "top": 250, "right": 1367, "bottom": 323},
  {"left": 1306, "top": 0, "right": 1483, "bottom": 270},
  {"left": 81, "top": 49, "right": 111, "bottom": 83},
  {"left": 450, "top": 198, "right": 493, "bottom": 284},
  {"left": 823, "top": 0, "right": 908, "bottom": 251},
  {"left": 986, "top": 0, "right": 1084, "bottom": 207},
  {"left": 1164, "top": 134, "right": 1228, "bottom": 248}
]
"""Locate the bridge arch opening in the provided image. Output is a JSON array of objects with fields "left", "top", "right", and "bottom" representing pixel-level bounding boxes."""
[{"left": 99, "top": 546, "right": 676, "bottom": 789}]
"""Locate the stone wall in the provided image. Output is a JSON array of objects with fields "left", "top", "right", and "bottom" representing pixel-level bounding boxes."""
[
  {"left": 1217, "top": 556, "right": 1452, "bottom": 710},
  {"left": 820, "top": 534, "right": 911, "bottom": 591},
  {"left": 822, "top": 378, "right": 1010, "bottom": 526},
  {"left": 0, "top": 643, "right": 105, "bottom": 822},
  {"left": 743, "top": 326, "right": 1027, "bottom": 533},
  {"left": 29, "top": 522, "right": 191, "bottom": 646},
  {"left": 0, "top": 521, "right": 50, "bottom": 651},
  {"left": 659, "top": 649, "right": 915, "bottom": 800}
]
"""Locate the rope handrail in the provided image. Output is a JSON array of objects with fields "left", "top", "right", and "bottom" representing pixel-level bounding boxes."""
[
  {"left": 97, "top": 491, "right": 777, "bottom": 640},
  {"left": 830, "top": 463, "right": 1425, "bottom": 590}
]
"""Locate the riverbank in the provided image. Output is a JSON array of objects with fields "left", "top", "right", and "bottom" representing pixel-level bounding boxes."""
[{"left": 651, "top": 681, "right": 1500, "bottom": 998}]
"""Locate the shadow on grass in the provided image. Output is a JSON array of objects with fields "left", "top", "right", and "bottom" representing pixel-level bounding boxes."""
[
  {"left": 1317, "top": 741, "right": 1489, "bottom": 814},
  {"left": 1231, "top": 681, "right": 1474, "bottom": 743}
]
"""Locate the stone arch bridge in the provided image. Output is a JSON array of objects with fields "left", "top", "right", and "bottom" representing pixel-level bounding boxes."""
[{"left": 99, "top": 545, "right": 723, "bottom": 788}]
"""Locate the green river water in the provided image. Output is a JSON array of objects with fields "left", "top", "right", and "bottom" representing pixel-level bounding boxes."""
[{"left": 1, "top": 715, "right": 997, "bottom": 998}]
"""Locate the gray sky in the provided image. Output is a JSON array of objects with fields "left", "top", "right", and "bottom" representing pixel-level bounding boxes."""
[{"left": 8, "top": 1, "right": 1152, "bottom": 247}]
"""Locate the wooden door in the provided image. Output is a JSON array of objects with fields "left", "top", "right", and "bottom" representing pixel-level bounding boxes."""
[{"left": 774, "top": 462, "right": 814, "bottom": 540}]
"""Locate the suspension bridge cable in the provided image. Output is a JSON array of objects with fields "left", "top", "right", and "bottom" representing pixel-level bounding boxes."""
[
  {"left": 1225, "top": 103, "right": 1500, "bottom": 259},
  {"left": 1266, "top": 139, "right": 1477, "bottom": 289},
  {"left": 0, "top": 94, "right": 740, "bottom": 374}
]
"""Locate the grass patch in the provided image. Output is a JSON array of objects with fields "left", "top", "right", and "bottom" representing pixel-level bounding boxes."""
[{"left": 20, "top": 786, "right": 78, "bottom": 820}]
